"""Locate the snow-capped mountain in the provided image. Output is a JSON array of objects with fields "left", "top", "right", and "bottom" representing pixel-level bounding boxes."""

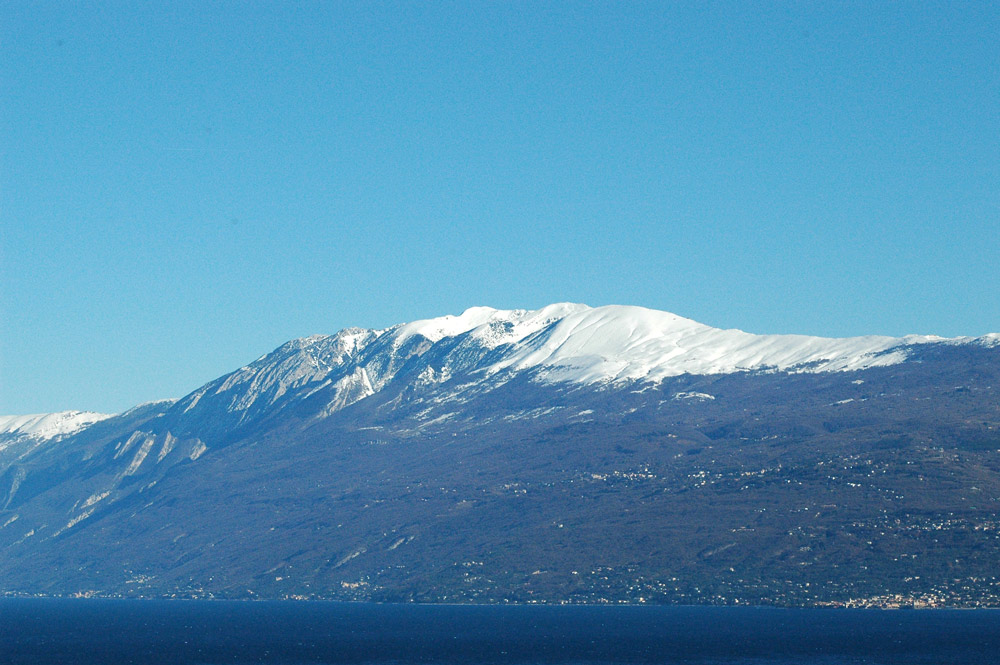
[
  {"left": 0, "top": 411, "right": 112, "bottom": 442},
  {"left": 0, "top": 412, "right": 113, "bottom": 460},
  {"left": 2, "top": 304, "right": 999, "bottom": 606},
  {"left": 12, "top": 304, "right": 992, "bottom": 443},
  {"left": 5, "top": 303, "right": 997, "bottom": 463},
  {"left": 162, "top": 303, "right": 997, "bottom": 435}
]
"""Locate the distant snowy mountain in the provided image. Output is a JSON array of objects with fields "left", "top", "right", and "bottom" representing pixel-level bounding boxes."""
[{"left": 0, "top": 411, "right": 112, "bottom": 443}]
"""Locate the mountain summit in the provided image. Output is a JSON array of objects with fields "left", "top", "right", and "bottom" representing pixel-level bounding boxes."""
[
  {"left": 2, "top": 304, "right": 999, "bottom": 607},
  {"left": 166, "top": 303, "right": 995, "bottom": 434}
]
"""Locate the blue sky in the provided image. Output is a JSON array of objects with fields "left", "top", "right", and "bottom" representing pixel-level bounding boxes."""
[{"left": 3, "top": 1, "right": 998, "bottom": 414}]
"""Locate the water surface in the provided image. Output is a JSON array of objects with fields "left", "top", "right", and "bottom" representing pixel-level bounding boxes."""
[{"left": 1, "top": 599, "right": 998, "bottom": 664}]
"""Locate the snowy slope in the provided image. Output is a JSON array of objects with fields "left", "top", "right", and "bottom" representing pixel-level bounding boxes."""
[
  {"left": 346, "top": 302, "right": 969, "bottom": 384},
  {"left": 167, "top": 303, "right": 995, "bottom": 426},
  {"left": 0, "top": 411, "right": 113, "bottom": 441},
  {"left": 12, "top": 305, "right": 990, "bottom": 440},
  {"left": 479, "top": 304, "right": 948, "bottom": 382}
]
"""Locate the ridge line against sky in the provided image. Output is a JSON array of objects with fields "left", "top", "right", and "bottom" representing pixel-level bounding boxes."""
[{"left": 2, "top": 2, "right": 998, "bottom": 414}]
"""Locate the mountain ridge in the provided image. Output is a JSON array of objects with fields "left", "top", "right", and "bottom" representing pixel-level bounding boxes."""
[
  {"left": 125, "top": 303, "right": 1000, "bottom": 432},
  {"left": 8, "top": 303, "right": 997, "bottom": 429}
]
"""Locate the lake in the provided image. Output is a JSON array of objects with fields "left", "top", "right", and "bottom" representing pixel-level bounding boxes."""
[{"left": 1, "top": 599, "right": 998, "bottom": 664}]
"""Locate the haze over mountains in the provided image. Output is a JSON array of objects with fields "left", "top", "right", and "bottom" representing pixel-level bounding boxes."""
[{"left": 3, "top": 304, "right": 1000, "bottom": 607}]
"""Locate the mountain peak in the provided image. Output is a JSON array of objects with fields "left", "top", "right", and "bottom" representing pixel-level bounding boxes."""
[{"left": 141, "top": 304, "right": 999, "bottom": 436}]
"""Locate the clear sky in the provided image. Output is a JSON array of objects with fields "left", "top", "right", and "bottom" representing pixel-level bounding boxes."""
[{"left": 2, "top": 1, "right": 998, "bottom": 415}]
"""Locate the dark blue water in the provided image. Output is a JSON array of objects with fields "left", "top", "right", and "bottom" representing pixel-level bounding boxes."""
[{"left": 1, "top": 600, "right": 998, "bottom": 665}]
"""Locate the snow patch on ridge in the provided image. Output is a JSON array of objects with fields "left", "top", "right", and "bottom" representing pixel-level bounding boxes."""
[
  {"left": 0, "top": 411, "right": 112, "bottom": 441},
  {"left": 394, "top": 303, "right": 589, "bottom": 349}
]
